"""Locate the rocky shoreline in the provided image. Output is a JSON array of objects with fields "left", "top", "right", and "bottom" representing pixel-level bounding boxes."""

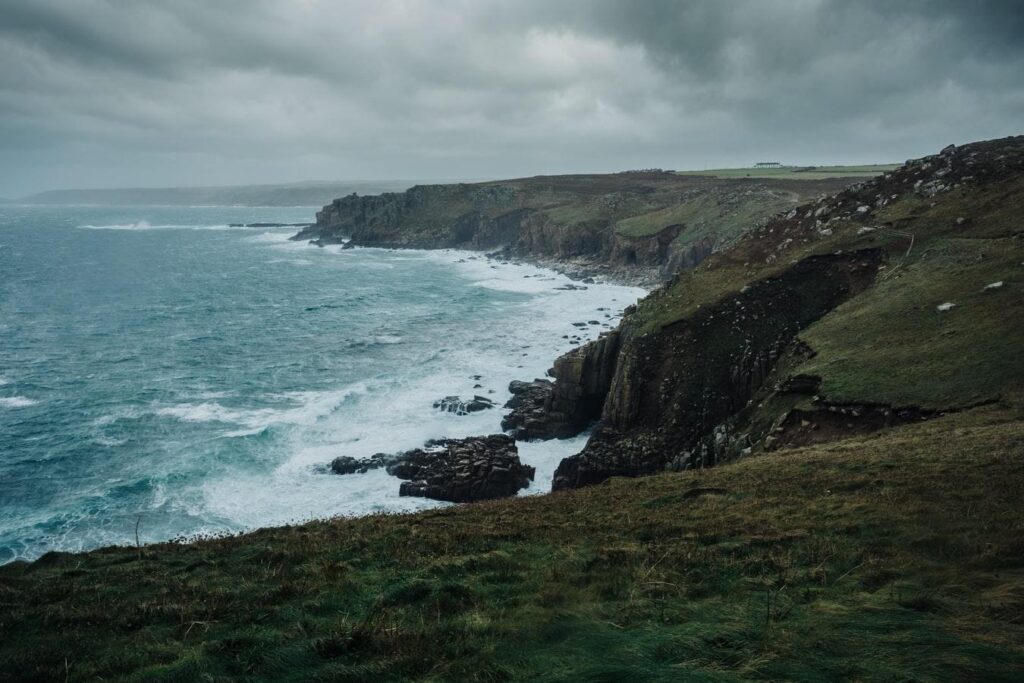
[
  {"left": 320, "top": 251, "right": 641, "bottom": 503},
  {"left": 316, "top": 136, "right": 1024, "bottom": 503},
  {"left": 330, "top": 435, "right": 534, "bottom": 503}
]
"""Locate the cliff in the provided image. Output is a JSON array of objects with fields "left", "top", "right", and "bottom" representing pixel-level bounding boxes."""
[
  {"left": 294, "top": 172, "right": 856, "bottom": 284},
  {"left": 509, "top": 136, "right": 1024, "bottom": 489}
]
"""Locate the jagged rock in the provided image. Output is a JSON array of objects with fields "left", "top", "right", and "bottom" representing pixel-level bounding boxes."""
[
  {"left": 433, "top": 395, "right": 495, "bottom": 415},
  {"left": 502, "top": 332, "right": 621, "bottom": 441},
  {"left": 554, "top": 249, "right": 883, "bottom": 490},
  {"left": 330, "top": 452, "right": 399, "bottom": 475},
  {"left": 500, "top": 379, "right": 567, "bottom": 439},
  {"left": 386, "top": 435, "right": 534, "bottom": 502}
]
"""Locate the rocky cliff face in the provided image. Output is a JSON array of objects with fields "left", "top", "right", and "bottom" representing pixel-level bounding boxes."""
[
  {"left": 294, "top": 174, "right": 851, "bottom": 284},
  {"left": 308, "top": 137, "right": 1023, "bottom": 495},
  {"left": 501, "top": 331, "right": 621, "bottom": 440},
  {"left": 510, "top": 135, "right": 1024, "bottom": 490},
  {"left": 551, "top": 249, "right": 883, "bottom": 489}
]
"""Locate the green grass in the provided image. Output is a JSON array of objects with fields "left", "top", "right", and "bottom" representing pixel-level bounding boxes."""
[
  {"left": 2, "top": 408, "right": 1023, "bottom": 681},
  {"left": 796, "top": 237, "right": 1024, "bottom": 408},
  {"left": 676, "top": 165, "right": 900, "bottom": 180},
  {"left": 629, "top": 157, "right": 1024, "bottom": 406},
  {"left": 613, "top": 192, "right": 795, "bottom": 240}
]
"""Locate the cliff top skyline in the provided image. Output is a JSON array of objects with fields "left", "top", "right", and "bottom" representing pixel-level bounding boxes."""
[{"left": 2, "top": 0, "right": 1022, "bottom": 196}]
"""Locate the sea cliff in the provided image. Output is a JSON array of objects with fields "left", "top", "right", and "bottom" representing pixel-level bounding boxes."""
[
  {"left": 294, "top": 172, "right": 853, "bottom": 286},
  {"left": 516, "top": 136, "right": 1024, "bottom": 488}
]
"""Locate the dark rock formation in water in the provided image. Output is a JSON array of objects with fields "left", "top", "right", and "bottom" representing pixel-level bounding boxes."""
[
  {"left": 501, "top": 332, "right": 622, "bottom": 441},
  {"left": 433, "top": 395, "right": 495, "bottom": 415},
  {"left": 330, "top": 452, "right": 399, "bottom": 475},
  {"left": 386, "top": 435, "right": 534, "bottom": 502},
  {"left": 330, "top": 435, "right": 534, "bottom": 502}
]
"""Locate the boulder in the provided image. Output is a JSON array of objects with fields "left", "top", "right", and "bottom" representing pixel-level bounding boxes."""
[
  {"left": 501, "top": 379, "right": 570, "bottom": 439},
  {"left": 386, "top": 435, "right": 534, "bottom": 502},
  {"left": 330, "top": 452, "right": 399, "bottom": 475},
  {"left": 433, "top": 395, "right": 495, "bottom": 415}
]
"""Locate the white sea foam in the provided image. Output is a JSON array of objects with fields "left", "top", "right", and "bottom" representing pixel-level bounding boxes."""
[
  {"left": 207, "top": 249, "right": 646, "bottom": 530},
  {"left": 201, "top": 466, "right": 445, "bottom": 530},
  {"left": 155, "top": 385, "right": 369, "bottom": 436},
  {"left": 3, "top": 229, "right": 646, "bottom": 560},
  {"left": 518, "top": 433, "right": 593, "bottom": 494},
  {"left": 0, "top": 396, "right": 38, "bottom": 408}
]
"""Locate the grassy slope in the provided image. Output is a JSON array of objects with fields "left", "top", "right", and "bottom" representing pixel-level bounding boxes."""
[
  {"left": 613, "top": 192, "right": 796, "bottom": 242},
  {"left": 1, "top": 408, "right": 1022, "bottom": 681},
  {"left": 797, "top": 237, "right": 1023, "bottom": 408},
  {"left": 631, "top": 152, "right": 1024, "bottom": 417},
  {"left": 792, "top": 175, "right": 1024, "bottom": 409}
]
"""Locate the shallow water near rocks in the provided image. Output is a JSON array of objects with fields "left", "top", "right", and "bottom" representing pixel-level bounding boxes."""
[{"left": 0, "top": 205, "right": 643, "bottom": 562}]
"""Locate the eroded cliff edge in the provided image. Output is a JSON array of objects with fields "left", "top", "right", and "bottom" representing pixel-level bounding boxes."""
[
  {"left": 293, "top": 172, "right": 854, "bottom": 285},
  {"left": 512, "top": 136, "right": 1024, "bottom": 489}
]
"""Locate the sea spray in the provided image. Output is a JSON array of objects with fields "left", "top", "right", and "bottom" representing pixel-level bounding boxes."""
[{"left": 0, "top": 204, "right": 643, "bottom": 562}]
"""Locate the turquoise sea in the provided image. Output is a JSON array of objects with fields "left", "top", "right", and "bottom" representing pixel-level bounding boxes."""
[{"left": 0, "top": 205, "right": 642, "bottom": 562}]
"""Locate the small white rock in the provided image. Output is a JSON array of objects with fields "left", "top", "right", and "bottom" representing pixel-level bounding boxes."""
[
  {"left": 937, "top": 302, "right": 956, "bottom": 312},
  {"left": 983, "top": 281, "right": 1004, "bottom": 291},
  {"left": 857, "top": 205, "right": 870, "bottom": 214}
]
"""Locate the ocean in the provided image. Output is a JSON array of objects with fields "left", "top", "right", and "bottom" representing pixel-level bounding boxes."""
[{"left": 0, "top": 205, "right": 643, "bottom": 563}]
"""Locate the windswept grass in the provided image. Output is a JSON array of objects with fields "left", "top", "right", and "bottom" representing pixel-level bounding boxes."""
[
  {"left": 2, "top": 407, "right": 1023, "bottom": 681},
  {"left": 613, "top": 192, "right": 795, "bottom": 241},
  {"left": 796, "top": 237, "right": 1024, "bottom": 408}
]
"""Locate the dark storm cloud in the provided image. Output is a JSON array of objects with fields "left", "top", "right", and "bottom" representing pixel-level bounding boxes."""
[{"left": 0, "top": 0, "right": 1021, "bottom": 196}]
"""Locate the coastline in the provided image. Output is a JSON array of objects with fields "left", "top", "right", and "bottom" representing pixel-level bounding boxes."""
[{"left": 0, "top": 220, "right": 647, "bottom": 563}]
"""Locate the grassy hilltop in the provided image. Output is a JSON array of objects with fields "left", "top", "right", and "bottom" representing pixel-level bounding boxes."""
[{"left": 2, "top": 137, "right": 1023, "bottom": 681}]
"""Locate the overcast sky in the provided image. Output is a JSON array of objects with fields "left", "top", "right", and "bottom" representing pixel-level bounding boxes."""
[{"left": 1, "top": 0, "right": 1022, "bottom": 196}]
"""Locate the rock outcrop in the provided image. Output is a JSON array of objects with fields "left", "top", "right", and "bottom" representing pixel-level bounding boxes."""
[
  {"left": 501, "top": 331, "right": 621, "bottom": 440},
  {"left": 330, "top": 452, "right": 398, "bottom": 475},
  {"left": 545, "top": 135, "right": 1024, "bottom": 490},
  {"left": 550, "top": 249, "right": 884, "bottom": 490},
  {"left": 433, "top": 395, "right": 495, "bottom": 415},
  {"left": 386, "top": 435, "right": 535, "bottom": 503}
]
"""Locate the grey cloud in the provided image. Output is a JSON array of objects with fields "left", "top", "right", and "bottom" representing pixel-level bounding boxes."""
[{"left": 0, "top": 0, "right": 1021, "bottom": 196}]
